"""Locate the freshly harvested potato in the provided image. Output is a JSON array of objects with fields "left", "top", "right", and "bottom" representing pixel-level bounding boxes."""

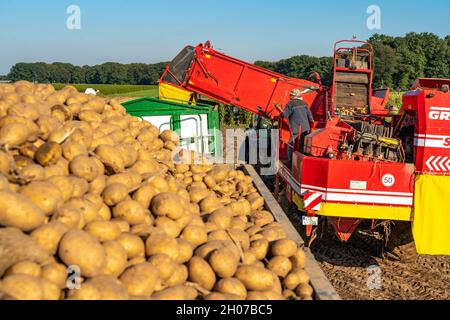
[
  {"left": 145, "top": 233, "right": 179, "bottom": 261},
  {"left": 102, "top": 183, "right": 129, "bottom": 206},
  {"left": 51, "top": 204, "right": 84, "bottom": 229},
  {"left": 181, "top": 225, "right": 207, "bottom": 247},
  {"left": 112, "top": 199, "right": 150, "bottom": 225},
  {"left": 283, "top": 268, "right": 310, "bottom": 290},
  {"left": 110, "top": 219, "right": 130, "bottom": 233},
  {"left": 35, "top": 142, "right": 62, "bottom": 167},
  {"left": 41, "top": 278, "right": 61, "bottom": 300},
  {"left": 58, "top": 230, "right": 106, "bottom": 278},
  {"left": 151, "top": 192, "right": 185, "bottom": 220},
  {"left": 250, "top": 239, "right": 269, "bottom": 260},
  {"left": 69, "top": 155, "right": 99, "bottom": 182},
  {"left": 234, "top": 265, "right": 275, "bottom": 291},
  {"left": 116, "top": 233, "right": 145, "bottom": 259},
  {"left": 46, "top": 175, "right": 73, "bottom": 201},
  {"left": 132, "top": 184, "right": 156, "bottom": 208},
  {"left": 84, "top": 221, "right": 121, "bottom": 242},
  {"left": 290, "top": 248, "right": 306, "bottom": 269},
  {"left": 199, "top": 196, "right": 223, "bottom": 214},
  {"left": 87, "top": 275, "right": 129, "bottom": 300},
  {"left": 296, "top": 283, "right": 314, "bottom": 299},
  {"left": 188, "top": 256, "right": 216, "bottom": 291},
  {"left": 100, "top": 240, "right": 128, "bottom": 277},
  {"left": 175, "top": 238, "right": 194, "bottom": 264},
  {"left": 148, "top": 254, "right": 176, "bottom": 281},
  {"left": 31, "top": 221, "right": 69, "bottom": 255},
  {"left": 120, "top": 262, "right": 159, "bottom": 297},
  {"left": 66, "top": 198, "right": 100, "bottom": 224},
  {"left": 95, "top": 144, "right": 125, "bottom": 174},
  {"left": 5, "top": 261, "right": 41, "bottom": 277},
  {"left": 67, "top": 282, "right": 101, "bottom": 300},
  {"left": 20, "top": 181, "right": 64, "bottom": 216},
  {"left": 155, "top": 216, "right": 181, "bottom": 238},
  {"left": 0, "top": 190, "right": 45, "bottom": 231},
  {"left": 62, "top": 140, "right": 88, "bottom": 161},
  {"left": 165, "top": 264, "right": 188, "bottom": 287},
  {"left": 267, "top": 256, "right": 292, "bottom": 278},
  {"left": 207, "top": 208, "right": 232, "bottom": 229},
  {"left": 89, "top": 174, "right": 106, "bottom": 195},
  {"left": 0, "top": 274, "right": 44, "bottom": 300},
  {"left": 214, "top": 278, "right": 247, "bottom": 299},
  {"left": 209, "top": 247, "right": 239, "bottom": 278},
  {"left": 40, "top": 263, "right": 67, "bottom": 289},
  {"left": 152, "top": 285, "right": 197, "bottom": 300},
  {"left": 70, "top": 176, "right": 89, "bottom": 198},
  {"left": 271, "top": 239, "right": 297, "bottom": 257}
]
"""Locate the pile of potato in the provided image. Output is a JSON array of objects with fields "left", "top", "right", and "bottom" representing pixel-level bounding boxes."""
[{"left": 0, "top": 81, "right": 313, "bottom": 300}]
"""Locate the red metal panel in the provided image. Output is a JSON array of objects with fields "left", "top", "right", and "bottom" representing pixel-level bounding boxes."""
[
  {"left": 412, "top": 80, "right": 450, "bottom": 174},
  {"left": 297, "top": 156, "right": 415, "bottom": 207}
]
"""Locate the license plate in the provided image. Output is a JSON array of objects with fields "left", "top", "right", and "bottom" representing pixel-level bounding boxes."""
[{"left": 302, "top": 216, "right": 318, "bottom": 226}]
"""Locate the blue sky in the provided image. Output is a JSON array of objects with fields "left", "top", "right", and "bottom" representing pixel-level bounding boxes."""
[{"left": 0, "top": 0, "right": 449, "bottom": 74}]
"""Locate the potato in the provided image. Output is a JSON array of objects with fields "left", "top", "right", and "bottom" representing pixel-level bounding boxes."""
[
  {"left": 152, "top": 285, "right": 197, "bottom": 300},
  {"left": 234, "top": 265, "right": 275, "bottom": 291},
  {"left": 46, "top": 175, "right": 73, "bottom": 201},
  {"left": 35, "top": 142, "right": 62, "bottom": 167},
  {"left": 20, "top": 181, "right": 64, "bottom": 216},
  {"left": 0, "top": 151, "right": 13, "bottom": 175},
  {"left": 105, "top": 218, "right": 126, "bottom": 231},
  {"left": 41, "top": 278, "right": 61, "bottom": 300},
  {"left": 0, "top": 275, "right": 44, "bottom": 300},
  {"left": 150, "top": 192, "right": 185, "bottom": 219},
  {"left": 51, "top": 204, "right": 84, "bottom": 229},
  {"left": 267, "top": 256, "right": 292, "bottom": 278},
  {"left": 70, "top": 176, "right": 89, "bottom": 198},
  {"left": 174, "top": 213, "right": 193, "bottom": 230},
  {"left": 89, "top": 174, "right": 106, "bottom": 195},
  {"left": 296, "top": 283, "right": 314, "bottom": 299},
  {"left": 159, "top": 130, "right": 180, "bottom": 144},
  {"left": 148, "top": 254, "right": 176, "bottom": 281},
  {"left": 242, "top": 250, "right": 257, "bottom": 265},
  {"left": 5, "top": 261, "right": 41, "bottom": 277},
  {"left": 290, "top": 248, "right": 306, "bottom": 269},
  {"left": 181, "top": 225, "right": 207, "bottom": 247},
  {"left": 132, "top": 184, "right": 156, "bottom": 208},
  {"left": 31, "top": 221, "right": 69, "bottom": 255},
  {"left": 0, "top": 190, "right": 45, "bottom": 231},
  {"left": 188, "top": 256, "right": 216, "bottom": 291},
  {"left": 100, "top": 240, "right": 128, "bottom": 277},
  {"left": 250, "top": 210, "right": 274, "bottom": 226},
  {"left": 69, "top": 155, "right": 99, "bottom": 182},
  {"left": 209, "top": 247, "right": 239, "bottom": 278},
  {"left": 113, "top": 199, "right": 150, "bottom": 225},
  {"left": 282, "top": 289, "right": 297, "bottom": 299},
  {"left": 259, "top": 226, "right": 287, "bottom": 242},
  {"left": 84, "top": 221, "right": 121, "bottom": 242},
  {"left": 199, "top": 196, "right": 223, "bottom": 214},
  {"left": 102, "top": 183, "right": 129, "bottom": 207},
  {"left": 58, "top": 230, "right": 106, "bottom": 277},
  {"left": 87, "top": 275, "right": 129, "bottom": 300},
  {"left": 250, "top": 239, "right": 269, "bottom": 260},
  {"left": 214, "top": 278, "right": 247, "bottom": 299},
  {"left": 66, "top": 198, "right": 100, "bottom": 224},
  {"left": 145, "top": 233, "right": 179, "bottom": 261},
  {"left": 207, "top": 208, "right": 232, "bottom": 229},
  {"left": 95, "top": 144, "right": 125, "bottom": 174},
  {"left": 166, "top": 264, "right": 188, "bottom": 287},
  {"left": 283, "top": 268, "right": 310, "bottom": 290},
  {"left": 230, "top": 217, "right": 247, "bottom": 230},
  {"left": 175, "top": 238, "right": 194, "bottom": 264},
  {"left": 0, "top": 122, "right": 32, "bottom": 146},
  {"left": 155, "top": 216, "right": 181, "bottom": 238},
  {"left": 130, "top": 224, "right": 154, "bottom": 237},
  {"left": 62, "top": 140, "right": 88, "bottom": 161},
  {"left": 120, "top": 262, "right": 159, "bottom": 297},
  {"left": 116, "top": 233, "right": 145, "bottom": 259},
  {"left": 116, "top": 144, "right": 138, "bottom": 168},
  {"left": 67, "top": 282, "right": 101, "bottom": 300},
  {"left": 41, "top": 263, "right": 67, "bottom": 289},
  {"left": 271, "top": 239, "right": 297, "bottom": 257}
]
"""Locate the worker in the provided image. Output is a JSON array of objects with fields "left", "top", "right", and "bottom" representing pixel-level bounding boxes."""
[{"left": 281, "top": 88, "right": 314, "bottom": 166}]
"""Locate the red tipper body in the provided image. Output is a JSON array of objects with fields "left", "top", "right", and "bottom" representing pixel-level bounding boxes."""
[{"left": 405, "top": 78, "right": 450, "bottom": 174}]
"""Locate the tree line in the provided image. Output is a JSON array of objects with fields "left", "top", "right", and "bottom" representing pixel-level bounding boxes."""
[
  {"left": 4, "top": 32, "right": 449, "bottom": 90},
  {"left": 254, "top": 32, "right": 449, "bottom": 90},
  {"left": 6, "top": 62, "right": 168, "bottom": 85}
]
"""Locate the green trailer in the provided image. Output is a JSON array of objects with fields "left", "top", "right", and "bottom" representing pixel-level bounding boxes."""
[{"left": 122, "top": 97, "right": 222, "bottom": 158}]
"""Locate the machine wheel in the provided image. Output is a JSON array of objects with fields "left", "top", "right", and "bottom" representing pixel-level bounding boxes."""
[{"left": 384, "top": 221, "right": 418, "bottom": 263}]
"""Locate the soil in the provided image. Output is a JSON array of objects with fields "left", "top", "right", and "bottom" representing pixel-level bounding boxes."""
[{"left": 258, "top": 171, "right": 450, "bottom": 300}]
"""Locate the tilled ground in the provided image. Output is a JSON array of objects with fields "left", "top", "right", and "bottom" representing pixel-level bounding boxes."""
[{"left": 259, "top": 172, "right": 450, "bottom": 300}]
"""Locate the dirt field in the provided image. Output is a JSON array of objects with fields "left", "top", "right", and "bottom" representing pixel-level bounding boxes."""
[{"left": 259, "top": 173, "right": 450, "bottom": 300}]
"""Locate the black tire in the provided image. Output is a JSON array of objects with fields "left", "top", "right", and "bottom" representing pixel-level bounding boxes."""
[{"left": 385, "top": 221, "right": 418, "bottom": 263}]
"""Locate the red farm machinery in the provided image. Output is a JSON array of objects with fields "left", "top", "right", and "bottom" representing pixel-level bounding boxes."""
[{"left": 159, "top": 40, "right": 450, "bottom": 258}]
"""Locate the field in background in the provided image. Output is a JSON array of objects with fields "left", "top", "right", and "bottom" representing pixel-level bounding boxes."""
[{"left": 52, "top": 83, "right": 158, "bottom": 98}]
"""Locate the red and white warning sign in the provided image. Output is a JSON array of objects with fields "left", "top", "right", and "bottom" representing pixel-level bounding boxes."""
[{"left": 303, "top": 191, "right": 322, "bottom": 211}]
